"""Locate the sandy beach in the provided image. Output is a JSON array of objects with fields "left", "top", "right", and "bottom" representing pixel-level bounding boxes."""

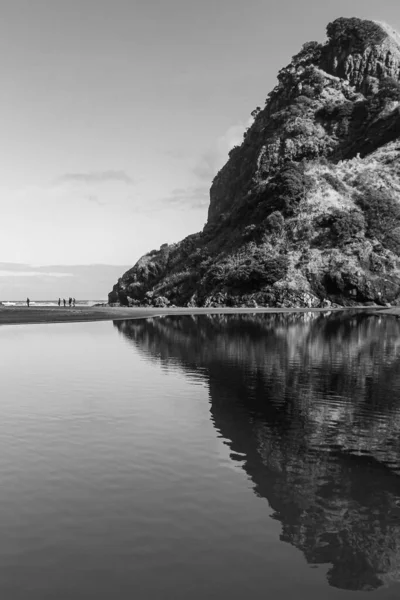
[{"left": 0, "top": 304, "right": 392, "bottom": 326}]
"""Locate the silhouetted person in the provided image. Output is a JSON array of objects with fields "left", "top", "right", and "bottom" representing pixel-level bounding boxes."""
[
  {"left": 72, "top": 298, "right": 76, "bottom": 307},
  {"left": 63, "top": 298, "right": 66, "bottom": 307},
  {"left": 68, "top": 297, "right": 72, "bottom": 307},
  {"left": 58, "top": 298, "right": 61, "bottom": 307},
  {"left": 26, "top": 297, "right": 30, "bottom": 307}
]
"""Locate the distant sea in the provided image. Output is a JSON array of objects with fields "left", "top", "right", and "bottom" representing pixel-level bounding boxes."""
[{"left": 0, "top": 300, "right": 107, "bottom": 307}]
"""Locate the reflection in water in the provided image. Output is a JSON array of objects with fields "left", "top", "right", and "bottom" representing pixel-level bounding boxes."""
[{"left": 114, "top": 312, "right": 400, "bottom": 592}]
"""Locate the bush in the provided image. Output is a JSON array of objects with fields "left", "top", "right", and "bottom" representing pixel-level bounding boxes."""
[
  {"left": 285, "top": 104, "right": 305, "bottom": 118},
  {"left": 290, "top": 220, "right": 313, "bottom": 242},
  {"left": 225, "top": 256, "right": 289, "bottom": 289},
  {"left": 271, "top": 162, "right": 312, "bottom": 215},
  {"left": 199, "top": 257, "right": 213, "bottom": 274},
  {"left": 243, "top": 224, "right": 258, "bottom": 239},
  {"left": 295, "top": 95, "right": 314, "bottom": 107},
  {"left": 335, "top": 102, "right": 354, "bottom": 119},
  {"left": 355, "top": 189, "right": 400, "bottom": 252},
  {"left": 254, "top": 164, "right": 312, "bottom": 221},
  {"left": 293, "top": 41, "right": 323, "bottom": 65},
  {"left": 301, "top": 41, "right": 321, "bottom": 53},
  {"left": 300, "top": 84, "right": 316, "bottom": 98},
  {"left": 331, "top": 209, "right": 365, "bottom": 242},
  {"left": 228, "top": 145, "right": 241, "bottom": 157},
  {"left": 317, "top": 101, "right": 354, "bottom": 121},
  {"left": 326, "top": 18, "right": 386, "bottom": 51},
  {"left": 317, "top": 209, "right": 365, "bottom": 243},
  {"left": 369, "top": 252, "right": 384, "bottom": 273},
  {"left": 251, "top": 106, "right": 261, "bottom": 118},
  {"left": 287, "top": 119, "right": 314, "bottom": 137},
  {"left": 153, "top": 296, "right": 170, "bottom": 307},
  {"left": 322, "top": 172, "right": 347, "bottom": 194},
  {"left": 337, "top": 118, "right": 350, "bottom": 137},
  {"left": 265, "top": 211, "right": 285, "bottom": 233},
  {"left": 378, "top": 77, "right": 400, "bottom": 102},
  {"left": 305, "top": 68, "right": 326, "bottom": 94}
]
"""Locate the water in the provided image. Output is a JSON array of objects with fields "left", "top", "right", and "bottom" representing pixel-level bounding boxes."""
[{"left": 1, "top": 312, "right": 400, "bottom": 598}]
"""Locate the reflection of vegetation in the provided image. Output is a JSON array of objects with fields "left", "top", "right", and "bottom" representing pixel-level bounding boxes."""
[{"left": 115, "top": 313, "right": 400, "bottom": 591}]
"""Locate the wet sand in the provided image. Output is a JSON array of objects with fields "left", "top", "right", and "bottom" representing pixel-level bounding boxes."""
[{"left": 0, "top": 304, "right": 388, "bottom": 326}]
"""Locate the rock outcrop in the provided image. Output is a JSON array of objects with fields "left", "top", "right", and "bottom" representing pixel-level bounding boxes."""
[{"left": 109, "top": 17, "right": 400, "bottom": 308}]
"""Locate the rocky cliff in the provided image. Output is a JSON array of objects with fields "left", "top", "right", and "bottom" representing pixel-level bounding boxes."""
[{"left": 109, "top": 17, "right": 400, "bottom": 308}]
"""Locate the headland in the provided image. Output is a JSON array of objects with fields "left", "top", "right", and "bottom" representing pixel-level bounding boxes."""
[{"left": 109, "top": 18, "right": 400, "bottom": 311}]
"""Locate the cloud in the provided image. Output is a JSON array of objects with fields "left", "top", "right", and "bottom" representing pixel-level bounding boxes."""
[
  {"left": 127, "top": 186, "right": 209, "bottom": 214},
  {"left": 161, "top": 186, "right": 209, "bottom": 210},
  {"left": 0, "top": 264, "right": 132, "bottom": 301},
  {"left": 57, "top": 170, "right": 134, "bottom": 185},
  {"left": 0, "top": 271, "right": 73, "bottom": 277},
  {"left": 0, "top": 263, "right": 74, "bottom": 277},
  {"left": 0, "top": 262, "right": 33, "bottom": 271},
  {"left": 163, "top": 149, "right": 190, "bottom": 160},
  {"left": 84, "top": 194, "right": 106, "bottom": 207},
  {"left": 193, "top": 118, "right": 254, "bottom": 183}
]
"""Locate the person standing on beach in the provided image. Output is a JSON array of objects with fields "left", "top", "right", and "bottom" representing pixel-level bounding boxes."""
[
  {"left": 72, "top": 298, "right": 76, "bottom": 307},
  {"left": 58, "top": 298, "right": 61, "bottom": 307},
  {"left": 63, "top": 298, "right": 66, "bottom": 307},
  {"left": 26, "top": 297, "right": 30, "bottom": 307},
  {"left": 68, "top": 297, "right": 72, "bottom": 307}
]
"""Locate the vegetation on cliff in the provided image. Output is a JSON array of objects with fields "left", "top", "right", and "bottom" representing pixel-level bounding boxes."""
[{"left": 109, "top": 17, "right": 400, "bottom": 308}]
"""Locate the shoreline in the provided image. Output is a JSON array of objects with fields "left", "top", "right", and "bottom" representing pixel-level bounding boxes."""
[{"left": 0, "top": 304, "right": 394, "bottom": 327}]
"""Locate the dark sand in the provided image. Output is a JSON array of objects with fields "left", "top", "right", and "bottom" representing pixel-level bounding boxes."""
[{"left": 0, "top": 304, "right": 390, "bottom": 326}]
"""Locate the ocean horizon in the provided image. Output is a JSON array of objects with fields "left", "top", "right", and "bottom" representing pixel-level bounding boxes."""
[{"left": 0, "top": 300, "right": 107, "bottom": 307}]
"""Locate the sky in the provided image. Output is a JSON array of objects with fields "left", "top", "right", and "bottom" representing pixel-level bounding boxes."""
[
  {"left": 0, "top": 263, "right": 131, "bottom": 301},
  {"left": 1, "top": 0, "right": 400, "bottom": 273}
]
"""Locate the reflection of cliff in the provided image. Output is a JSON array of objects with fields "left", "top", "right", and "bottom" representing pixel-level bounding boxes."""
[{"left": 114, "top": 313, "right": 400, "bottom": 591}]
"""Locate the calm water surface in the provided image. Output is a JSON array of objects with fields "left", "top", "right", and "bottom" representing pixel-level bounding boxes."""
[{"left": 1, "top": 313, "right": 400, "bottom": 598}]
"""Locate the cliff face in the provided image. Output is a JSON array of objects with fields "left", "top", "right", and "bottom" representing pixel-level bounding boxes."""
[{"left": 110, "top": 17, "right": 400, "bottom": 308}]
